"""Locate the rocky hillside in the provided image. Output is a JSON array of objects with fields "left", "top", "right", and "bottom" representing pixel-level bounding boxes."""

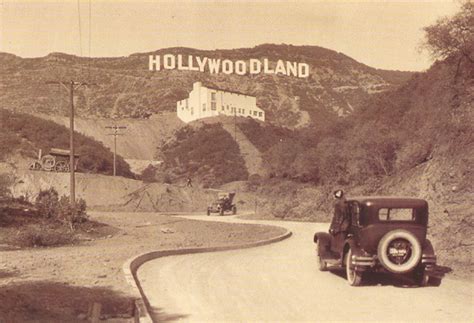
[
  {"left": 237, "top": 52, "right": 473, "bottom": 277},
  {"left": 0, "top": 44, "right": 412, "bottom": 128}
]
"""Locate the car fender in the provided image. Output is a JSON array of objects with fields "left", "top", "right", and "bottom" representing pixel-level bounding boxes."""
[
  {"left": 314, "top": 232, "right": 331, "bottom": 245},
  {"left": 314, "top": 232, "right": 332, "bottom": 258},
  {"left": 343, "top": 238, "right": 363, "bottom": 259},
  {"left": 422, "top": 239, "right": 435, "bottom": 255}
]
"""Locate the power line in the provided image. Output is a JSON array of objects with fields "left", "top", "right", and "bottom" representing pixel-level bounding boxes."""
[
  {"left": 88, "top": 0, "right": 92, "bottom": 81},
  {"left": 77, "top": 0, "right": 83, "bottom": 57}
]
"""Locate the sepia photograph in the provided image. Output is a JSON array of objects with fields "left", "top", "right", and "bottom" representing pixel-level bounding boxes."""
[{"left": 0, "top": 0, "right": 473, "bottom": 322}]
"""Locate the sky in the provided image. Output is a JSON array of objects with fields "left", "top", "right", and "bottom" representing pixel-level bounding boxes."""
[{"left": 0, "top": 0, "right": 461, "bottom": 71}]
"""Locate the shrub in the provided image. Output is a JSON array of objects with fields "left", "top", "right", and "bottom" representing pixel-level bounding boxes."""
[
  {"left": 140, "top": 165, "right": 158, "bottom": 183},
  {"left": 0, "top": 174, "right": 14, "bottom": 200},
  {"left": 34, "top": 188, "right": 88, "bottom": 227},
  {"left": 15, "top": 226, "right": 75, "bottom": 247},
  {"left": 35, "top": 188, "right": 59, "bottom": 219},
  {"left": 58, "top": 196, "right": 88, "bottom": 227}
]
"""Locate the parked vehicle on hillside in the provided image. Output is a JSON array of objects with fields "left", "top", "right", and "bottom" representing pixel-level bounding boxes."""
[
  {"left": 29, "top": 148, "right": 79, "bottom": 172},
  {"left": 313, "top": 192, "right": 443, "bottom": 286},
  {"left": 207, "top": 192, "right": 237, "bottom": 216}
]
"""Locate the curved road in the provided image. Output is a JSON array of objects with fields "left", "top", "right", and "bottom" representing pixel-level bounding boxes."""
[{"left": 138, "top": 215, "right": 473, "bottom": 322}]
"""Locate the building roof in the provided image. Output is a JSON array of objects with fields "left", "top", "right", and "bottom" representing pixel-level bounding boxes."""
[{"left": 202, "top": 83, "right": 255, "bottom": 97}]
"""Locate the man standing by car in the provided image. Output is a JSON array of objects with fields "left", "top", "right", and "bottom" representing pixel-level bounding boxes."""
[{"left": 329, "top": 190, "right": 349, "bottom": 234}]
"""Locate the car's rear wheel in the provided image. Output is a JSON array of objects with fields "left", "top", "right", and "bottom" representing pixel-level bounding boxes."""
[
  {"left": 345, "top": 248, "right": 363, "bottom": 286},
  {"left": 316, "top": 241, "right": 328, "bottom": 271},
  {"left": 377, "top": 229, "right": 422, "bottom": 274}
]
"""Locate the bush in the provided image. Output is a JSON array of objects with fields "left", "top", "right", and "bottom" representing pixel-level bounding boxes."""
[
  {"left": 0, "top": 174, "right": 13, "bottom": 200},
  {"left": 140, "top": 165, "right": 158, "bottom": 183},
  {"left": 15, "top": 226, "right": 75, "bottom": 247},
  {"left": 58, "top": 196, "right": 88, "bottom": 226},
  {"left": 35, "top": 188, "right": 59, "bottom": 219},
  {"left": 35, "top": 188, "right": 88, "bottom": 227}
]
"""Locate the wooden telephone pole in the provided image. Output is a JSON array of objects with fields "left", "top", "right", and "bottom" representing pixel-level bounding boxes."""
[
  {"left": 46, "top": 80, "right": 96, "bottom": 210},
  {"left": 105, "top": 125, "right": 127, "bottom": 176}
]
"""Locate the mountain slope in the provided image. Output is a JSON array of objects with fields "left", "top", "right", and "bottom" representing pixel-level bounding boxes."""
[{"left": 0, "top": 44, "right": 413, "bottom": 128}]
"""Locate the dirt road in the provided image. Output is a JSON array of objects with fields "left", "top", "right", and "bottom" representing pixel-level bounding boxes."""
[{"left": 138, "top": 215, "right": 473, "bottom": 322}]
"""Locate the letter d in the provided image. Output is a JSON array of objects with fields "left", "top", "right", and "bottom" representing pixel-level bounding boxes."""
[{"left": 250, "top": 59, "right": 261, "bottom": 74}]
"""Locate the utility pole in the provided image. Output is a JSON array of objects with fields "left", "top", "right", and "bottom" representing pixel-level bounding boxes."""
[
  {"left": 105, "top": 125, "right": 127, "bottom": 176},
  {"left": 234, "top": 108, "right": 237, "bottom": 142},
  {"left": 46, "top": 80, "right": 96, "bottom": 210}
]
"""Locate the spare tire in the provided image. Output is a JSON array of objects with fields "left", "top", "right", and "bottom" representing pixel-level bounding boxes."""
[{"left": 377, "top": 229, "right": 422, "bottom": 274}]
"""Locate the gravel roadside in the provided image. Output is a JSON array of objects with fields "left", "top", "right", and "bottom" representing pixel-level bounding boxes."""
[{"left": 0, "top": 211, "right": 287, "bottom": 322}]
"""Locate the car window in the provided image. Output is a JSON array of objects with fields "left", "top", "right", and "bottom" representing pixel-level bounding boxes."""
[{"left": 378, "top": 208, "right": 414, "bottom": 221}]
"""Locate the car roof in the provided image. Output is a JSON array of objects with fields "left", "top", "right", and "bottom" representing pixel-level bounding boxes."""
[{"left": 346, "top": 196, "right": 428, "bottom": 208}]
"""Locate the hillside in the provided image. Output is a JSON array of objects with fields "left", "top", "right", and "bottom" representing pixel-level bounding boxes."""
[
  {"left": 0, "top": 44, "right": 413, "bottom": 128},
  {"left": 36, "top": 111, "right": 183, "bottom": 160},
  {"left": 156, "top": 122, "right": 249, "bottom": 187},
  {"left": 0, "top": 109, "right": 133, "bottom": 177},
  {"left": 237, "top": 52, "right": 474, "bottom": 277}
]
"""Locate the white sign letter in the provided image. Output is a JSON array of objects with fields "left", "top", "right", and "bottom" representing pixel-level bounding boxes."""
[
  {"left": 163, "top": 54, "right": 176, "bottom": 69},
  {"left": 298, "top": 63, "right": 310, "bottom": 78},
  {"left": 149, "top": 55, "right": 160, "bottom": 71},
  {"left": 250, "top": 59, "right": 261, "bottom": 74},
  {"left": 177, "top": 55, "right": 188, "bottom": 70},
  {"left": 235, "top": 60, "right": 246, "bottom": 75},
  {"left": 208, "top": 58, "right": 221, "bottom": 74},
  {"left": 275, "top": 60, "right": 287, "bottom": 75},
  {"left": 222, "top": 60, "right": 233, "bottom": 74},
  {"left": 188, "top": 55, "right": 199, "bottom": 71},
  {"left": 264, "top": 59, "right": 274, "bottom": 74},
  {"left": 196, "top": 56, "right": 208, "bottom": 72}
]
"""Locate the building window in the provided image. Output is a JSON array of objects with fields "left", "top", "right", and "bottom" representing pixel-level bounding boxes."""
[
  {"left": 211, "top": 102, "right": 216, "bottom": 110},
  {"left": 211, "top": 92, "right": 216, "bottom": 101},
  {"left": 227, "top": 105, "right": 229, "bottom": 110},
  {"left": 259, "top": 112, "right": 263, "bottom": 117},
  {"left": 254, "top": 111, "right": 257, "bottom": 116},
  {"left": 203, "top": 103, "right": 206, "bottom": 111},
  {"left": 221, "top": 106, "right": 225, "bottom": 111},
  {"left": 191, "top": 107, "right": 194, "bottom": 115}
]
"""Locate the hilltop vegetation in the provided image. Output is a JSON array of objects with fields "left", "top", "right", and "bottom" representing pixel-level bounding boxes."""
[
  {"left": 0, "top": 109, "right": 133, "bottom": 177},
  {"left": 0, "top": 44, "right": 412, "bottom": 128},
  {"left": 153, "top": 123, "right": 248, "bottom": 187}
]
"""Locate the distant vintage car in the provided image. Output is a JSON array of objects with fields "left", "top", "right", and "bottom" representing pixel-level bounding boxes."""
[
  {"left": 313, "top": 193, "right": 443, "bottom": 286},
  {"left": 207, "top": 192, "right": 237, "bottom": 216}
]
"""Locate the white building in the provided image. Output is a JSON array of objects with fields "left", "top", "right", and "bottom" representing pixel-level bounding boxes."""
[{"left": 177, "top": 82, "right": 265, "bottom": 123}]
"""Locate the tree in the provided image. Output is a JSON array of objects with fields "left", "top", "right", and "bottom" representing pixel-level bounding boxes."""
[{"left": 422, "top": 2, "right": 474, "bottom": 63}]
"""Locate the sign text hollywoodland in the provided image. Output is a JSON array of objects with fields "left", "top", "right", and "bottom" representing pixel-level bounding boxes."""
[{"left": 148, "top": 54, "right": 310, "bottom": 78}]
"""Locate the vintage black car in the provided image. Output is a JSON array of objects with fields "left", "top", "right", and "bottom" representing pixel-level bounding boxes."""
[
  {"left": 207, "top": 192, "right": 237, "bottom": 216},
  {"left": 314, "top": 193, "right": 442, "bottom": 286}
]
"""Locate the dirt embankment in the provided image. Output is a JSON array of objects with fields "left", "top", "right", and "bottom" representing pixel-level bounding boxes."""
[
  {"left": 35, "top": 112, "right": 184, "bottom": 161},
  {"left": 237, "top": 155, "right": 473, "bottom": 279},
  {"left": 0, "top": 211, "right": 286, "bottom": 322}
]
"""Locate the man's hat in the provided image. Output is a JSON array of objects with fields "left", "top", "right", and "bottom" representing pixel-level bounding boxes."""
[{"left": 334, "top": 189, "right": 344, "bottom": 198}]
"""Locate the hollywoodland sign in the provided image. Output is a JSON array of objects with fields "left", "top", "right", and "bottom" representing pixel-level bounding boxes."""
[{"left": 148, "top": 54, "right": 310, "bottom": 78}]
